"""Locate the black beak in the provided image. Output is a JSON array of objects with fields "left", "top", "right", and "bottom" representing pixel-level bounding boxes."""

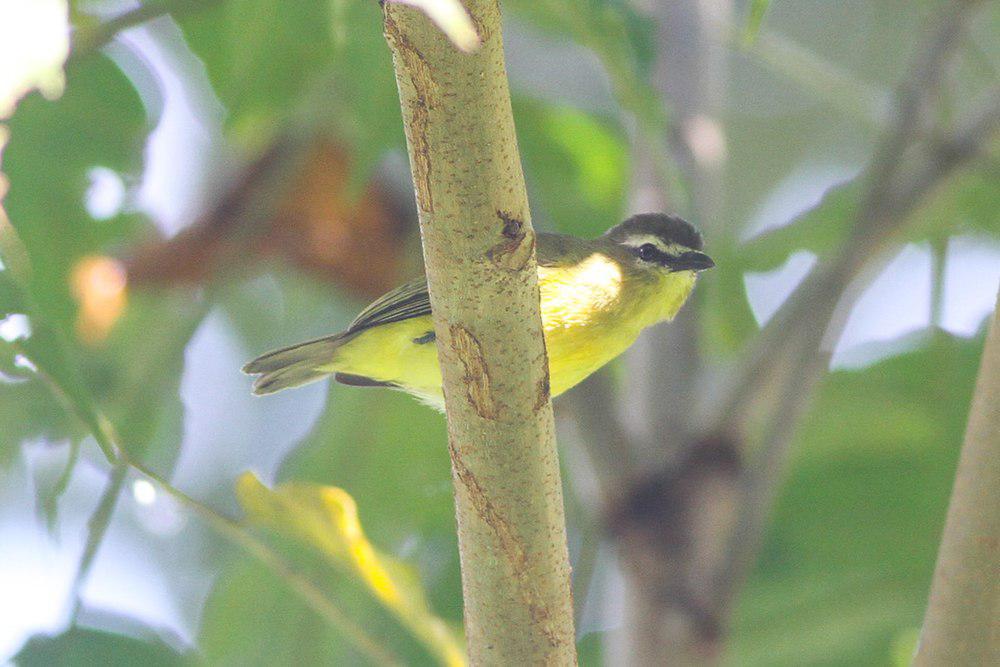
[{"left": 668, "top": 251, "right": 715, "bottom": 272}]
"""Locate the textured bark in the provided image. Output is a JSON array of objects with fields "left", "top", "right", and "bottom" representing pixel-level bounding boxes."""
[
  {"left": 914, "top": 293, "right": 1000, "bottom": 666},
  {"left": 382, "top": 2, "right": 576, "bottom": 664}
]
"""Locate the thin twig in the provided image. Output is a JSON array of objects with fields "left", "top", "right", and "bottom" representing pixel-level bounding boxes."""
[
  {"left": 69, "top": 0, "right": 221, "bottom": 63},
  {"left": 69, "top": 461, "right": 128, "bottom": 621},
  {"left": 122, "top": 455, "right": 404, "bottom": 667},
  {"left": 15, "top": 337, "right": 401, "bottom": 664}
]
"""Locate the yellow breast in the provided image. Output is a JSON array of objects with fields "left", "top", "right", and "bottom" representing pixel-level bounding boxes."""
[
  {"left": 331, "top": 252, "right": 695, "bottom": 405},
  {"left": 539, "top": 253, "right": 693, "bottom": 395}
]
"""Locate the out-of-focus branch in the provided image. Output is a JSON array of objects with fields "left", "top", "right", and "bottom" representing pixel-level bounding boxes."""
[
  {"left": 68, "top": 462, "right": 128, "bottom": 620},
  {"left": 624, "top": 0, "right": 730, "bottom": 470},
  {"left": 914, "top": 290, "right": 1000, "bottom": 666},
  {"left": 714, "top": 0, "right": 992, "bottom": 436},
  {"left": 69, "top": 0, "right": 220, "bottom": 62},
  {"left": 125, "top": 136, "right": 412, "bottom": 299},
  {"left": 728, "top": 25, "right": 888, "bottom": 130},
  {"left": 713, "top": 0, "right": 997, "bottom": 606},
  {"left": 601, "top": 2, "right": 738, "bottom": 664}
]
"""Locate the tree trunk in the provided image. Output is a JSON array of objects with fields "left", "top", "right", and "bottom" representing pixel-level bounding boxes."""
[
  {"left": 382, "top": 2, "right": 577, "bottom": 664},
  {"left": 914, "top": 292, "right": 1000, "bottom": 666}
]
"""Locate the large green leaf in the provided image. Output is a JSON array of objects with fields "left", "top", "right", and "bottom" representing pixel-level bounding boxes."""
[
  {"left": 177, "top": 0, "right": 402, "bottom": 175},
  {"left": 200, "top": 384, "right": 461, "bottom": 665},
  {"left": 729, "top": 332, "right": 982, "bottom": 665},
  {"left": 236, "top": 472, "right": 465, "bottom": 666},
  {"left": 177, "top": 0, "right": 336, "bottom": 131},
  {"left": 15, "top": 625, "right": 191, "bottom": 667},
  {"left": 3, "top": 55, "right": 146, "bottom": 329}
]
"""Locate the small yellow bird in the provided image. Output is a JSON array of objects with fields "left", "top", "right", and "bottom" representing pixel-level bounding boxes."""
[{"left": 243, "top": 213, "right": 713, "bottom": 408}]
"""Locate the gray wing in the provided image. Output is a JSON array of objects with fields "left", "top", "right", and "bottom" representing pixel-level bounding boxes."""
[{"left": 347, "top": 276, "right": 431, "bottom": 334}]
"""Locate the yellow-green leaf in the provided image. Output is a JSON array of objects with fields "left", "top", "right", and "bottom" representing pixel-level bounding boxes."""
[
  {"left": 388, "top": 0, "right": 480, "bottom": 53},
  {"left": 743, "top": 0, "right": 771, "bottom": 46},
  {"left": 236, "top": 472, "right": 466, "bottom": 667}
]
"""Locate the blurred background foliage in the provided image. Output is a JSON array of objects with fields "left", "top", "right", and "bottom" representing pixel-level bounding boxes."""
[{"left": 0, "top": 0, "right": 997, "bottom": 665}]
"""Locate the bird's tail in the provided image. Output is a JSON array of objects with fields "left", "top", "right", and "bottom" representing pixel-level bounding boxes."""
[{"left": 242, "top": 334, "right": 347, "bottom": 395}]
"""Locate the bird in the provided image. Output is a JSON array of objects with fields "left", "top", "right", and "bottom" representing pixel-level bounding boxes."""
[{"left": 243, "top": 213, "right": 714, "bottom": 409}]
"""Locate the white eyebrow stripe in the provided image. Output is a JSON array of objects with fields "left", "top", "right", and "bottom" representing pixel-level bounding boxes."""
[{"left": 618, "top": 234, "right": 671, "bottom": 251}]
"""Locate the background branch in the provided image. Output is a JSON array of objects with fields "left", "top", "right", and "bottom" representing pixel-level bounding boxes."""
[{"left": 914, "top": 290, "right": 1000, "bottom": 665}]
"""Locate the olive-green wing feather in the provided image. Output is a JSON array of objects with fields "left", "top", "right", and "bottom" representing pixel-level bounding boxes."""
[
  {"left": 346, "top": 276, "right": 431, "bottom": 333},
  {"left": 243, "top": 233, "right": 579, "bottom": 395},
  {"left": 346, "top": 233, "right": 573, "bottom": 332}
]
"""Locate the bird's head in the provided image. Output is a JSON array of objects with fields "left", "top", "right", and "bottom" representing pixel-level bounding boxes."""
[
  {"left": 604, "top": 213, "right": 714, "bottom": 275},
  {"left": 600, "top": 213, "right": 714, "bottom": 323}
]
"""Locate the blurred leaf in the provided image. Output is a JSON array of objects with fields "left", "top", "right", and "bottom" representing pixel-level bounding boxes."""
[
  {"left": 709, "top": 154, "right": 997, "bottom": 353},
  {"left": 514, "top": 97, "right": 628, "bottom": 236},
  {"left": 277, "top": 383, "right": 462, "bottom": 621},
  {"left": 0, "top": 0, "right": 69, "bottom": 118},
  {"left": 703, "top": 179, "right": 859, "bottom": 352},
  {"left": 743, "top": 0, "right": 771, "bottom": 46},
  {"left": 730, "top": 333, "right": 982, "bottom": 666},
  {"left": 178, "top": 0, "right": 402, "bottom": 176},
  {"left": 908, "top": 162, "right": 1000, "bottom": 241},
  {"left": 2, "top": 53, "right": 203, "bottom": 469},
  {"left": 741, "top": 180, "right": 859, "bottom": 272},
  {"left": 3, "top": 55, "right": 146, "bottom": 328},
  {"left": 178, "top": 0, "right": 334, "bottom": 133},
  {"left": 390, "top": 0, "right": 480, "bottom": 53},
  {"left": 201, "top": 554, "right": 415, "bottom": 666},
  {"left": 15, "top": 625, "right": 189, "bottom": 667},
  {"left": 236, "top": 472, "right": 466, "bottom": 667},
  {"left": 507, "top": 0, "right": 662, "bottom": 131},
  {"left": 0, "top": 268, "right": 26, "bottom": 315}
]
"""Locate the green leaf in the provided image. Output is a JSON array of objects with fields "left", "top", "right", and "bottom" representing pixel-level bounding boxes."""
[
  {"left": 3, "top": 54, "right": 145, "bottom": 330},
  {"left": 178, "top": 0, "right": 334, "bottom": 132},
  {"left": 741, "top": 179, "right": 860, "bottom": 273},
  {"left": 514, "top": 97, "right": 628, "bottom": 236},
  {"left": 506, "top": 0, "right": 663, "bottom": 131},
  {"left": 0, "top": 269, "right": 26, "bottom": 316},
  {"left": 908, "top": 162, "right": 1000, "bottom": 241},
  {"left": 237, "top": 472, "right": 466, "bottom": 667},
  {"left": 743, "top": 0, "right": 771, "bottom": 46},
  {"left": 177, "top": 0, "right": 402, "bottom": 177},
  {"left": 702, "top": 179, "right": 859, "bottom": 351},
  {"left": 15, "top": 625, "right": 190, "bottom": 667},
  {"left": 730, "top": 333, "right": 982, "bottom": 665},
  {"left": 2, "top": 53, "right": 205, "bottom": 470}
]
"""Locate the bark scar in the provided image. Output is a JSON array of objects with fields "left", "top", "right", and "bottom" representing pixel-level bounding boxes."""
[
  {"left": 384, "top": 8, "right": 436, "bottom": 213},
  {"left": 448, "top": 440, "right": 563, "bottom": 647},
  {"left": 487, "top": 210, "right": 534, "bottom": 271},
  {"left": 449, "top": 324, "right": 499, "bottom": 420},
  {"left": 533, "top": 362, "right": 551, "bottom": 413}
]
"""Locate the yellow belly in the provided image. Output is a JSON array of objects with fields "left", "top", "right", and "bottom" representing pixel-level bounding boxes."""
[
  {"left": 329, "top": 313, "right": 645, "bottom": 407},
  {"left": 328, "top": 257, "right": 694, "bottom": 407}
]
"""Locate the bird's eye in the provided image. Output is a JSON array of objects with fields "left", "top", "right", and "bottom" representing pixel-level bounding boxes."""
[{"left": 636, "top": 243, "right": 659, "bottom": 262}]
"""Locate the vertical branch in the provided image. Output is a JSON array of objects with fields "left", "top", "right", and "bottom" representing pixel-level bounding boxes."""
[
  {"left": 608, "top": 2, "right": 737, "bottom": 665},
  {"left": 382, "top": 2, "right": 576, "bottom": 664},
  {"left": 914, "top": 291, "right": 1000, "bottom": 666}
]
